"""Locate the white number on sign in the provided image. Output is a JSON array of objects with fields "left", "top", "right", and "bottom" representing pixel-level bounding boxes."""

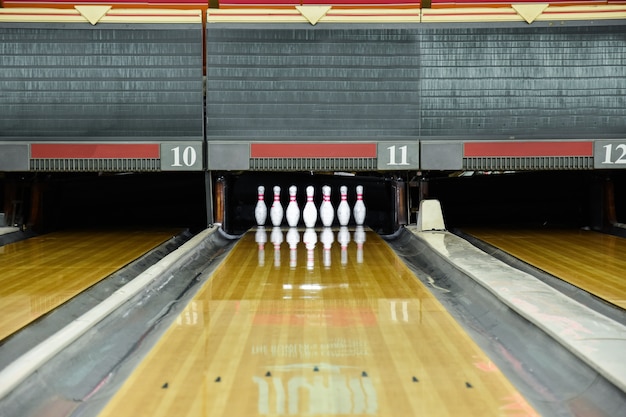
[
  {"left": 171, "top": 146, "right": 197, "bottom": 167},
  {"left": 386, "top": 145, "right": 410, "bottom": 166},
  {"left": 602, "top": 144, "right": 626, "bottom": 164}
]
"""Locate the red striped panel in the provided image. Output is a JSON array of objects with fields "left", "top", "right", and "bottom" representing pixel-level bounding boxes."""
[
  {"left": 4, "top": 0, "right": 208, "bottom": 4},
  {"left": 251, "top": 143, "right": 377, "bottom": 158},
  {"left": 305, "top": 0, "right": 419, "bottom": 4},
  {"left": 464, "top": 141, "right": 593, "bottom": 157},
  {"left": 31, "top": 144, "right": 160, "bottom": 159},
  {"left": 254, "top": 308, "right": 376, "bottom": 326},
  {"left": 431, "top": 0, "right": 605, "bottom": 3},
  {"left": 221, "top": 0, "right": 416, "bottom": 4},
  {"left": 219, "top": 0, "right": 299, "bottom": 5}
]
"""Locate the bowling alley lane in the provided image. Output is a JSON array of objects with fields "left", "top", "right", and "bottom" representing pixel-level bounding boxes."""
[
  {"left": 463, "top": 228, "right": 626, "bottom": 310},
  {"left": 97, "top": 228, "right": 538, "bottom": 417},
  {"left": 0, "top": 229, "right": 179, "bottom": 341}
]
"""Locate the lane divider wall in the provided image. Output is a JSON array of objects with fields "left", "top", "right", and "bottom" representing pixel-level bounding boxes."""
[
  {"left": 0, "top": 226, "right": 219, "bottom": 400},
  {"left": 408, "top": 226, "right": 626, "bottom": 393}
]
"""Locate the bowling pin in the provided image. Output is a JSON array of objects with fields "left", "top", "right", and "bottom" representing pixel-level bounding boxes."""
[
  {"left": 303, "top": 186, "right": 317, "bottom": 228},
  {"left": 320, "top": 185, "right": 334, "bottom": 227},
  {"left": 286, "top": 227, "right": 300, "bottom": 269},
  {"left": 286, "top": 185, "right": 300, "bottom": 228},
  {"left": 303, "top": 227, "right": 317, "bottom": 271},
  {"left": 255, "top": 185, "right": 267, "bottom": 226},
  {"left": 270, "top": 186, "right": 283, "bottom": 227},
  {"left": 338, "top": 226, "right": 351, "bottom": 266},
  {"left": 353, "top": 185, "right": 366, "bottom": 226},
  {"left": 336, "top": 185, "right": 350, "bottom": 226},
  {"left": 320, "top": 227, "right": 334, "bottom": 268}
]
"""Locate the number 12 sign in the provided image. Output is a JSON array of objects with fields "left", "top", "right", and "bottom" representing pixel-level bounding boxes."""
[{"left": 595, "top": 140, "right": 626, "bottom": 168}]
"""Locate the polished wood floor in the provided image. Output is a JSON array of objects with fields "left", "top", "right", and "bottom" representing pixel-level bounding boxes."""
[
  {"left": 464, "top": 228, "right": 626, "bottom": 310},
  {"left": 0, "top": 229, "right": 179, "bottom": 341},
  {"left": 98, "top": 228, "right": 537, "bottom": 417}
]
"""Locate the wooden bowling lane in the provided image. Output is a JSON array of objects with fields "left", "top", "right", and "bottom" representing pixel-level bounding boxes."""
[
  {"left": 0, "top": 229, "right": 179, "bottom": 341},
  {"left": 98, "top": 228, "right": 537, "bottom": 417},
  {"left": 464, "top": 228, "right": 626, "bottom": 310}
]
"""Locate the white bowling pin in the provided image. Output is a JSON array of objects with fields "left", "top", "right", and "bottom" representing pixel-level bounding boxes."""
[
  {"left": 270, "top": 186, "right": 283, "bottom": 227},
  {"left": 255, "top": 185, "right": 267, "bottom": 226},
  {"left": 303, "top": 186, "right": 317, "bottom": 228},
  {"left": 320, "top": 227, "right": 334, "bottom": 268},
  {"left": 337, "top": 185, "right": 350, "bottom": 226},
  {"left": 286, "top": 185, "right": 300, "bottom": 228},
  {"left": 286, "top": 227, "right": 300, "bottom": 269},
  {"left": 353, "top": 185, "right": 366, "bottom": 226},
  {"left": 338, "top": 226, "right": 351, "bottom": 266},
  {"left": 320, "top": 185, "right": 334, "bottom": 227}
]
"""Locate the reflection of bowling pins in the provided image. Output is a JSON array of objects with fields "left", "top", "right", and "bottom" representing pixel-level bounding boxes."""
[
  {"left": 303, "top": 228, "right": 317, "bottom": 271},
  {"left": 303, "top": 186, "right": 317, "bottom": 228},
  {"left": 286, "top": 227, "right": 300, "bottom": 269},
  {"left": 271, "top": 227, "right": 283, "bottom": 267},
  {"left": 354, "top": 225, "right": 365, "bottom": 264},
  {"left": 270, "top": 186, "right": 284, "bottom": 227},
  {"left": 338, "top": 226, "right": 351, "bottom": 266},
  {"left": 286, "top": 185, "right": 300, "bottom": 227},
  {"left": 320, "top": 185, "right": 334, "bottom": 227},
  {"left": 255, "top": 186, "right": 267, "bottom": 226},
  {"left": 320, "top": 227, "right": 334, "bottom": 268},
  {"left": 255, "top": 226, "right": 267, "bottom": 266},
  {"left": 337, "top": 185, "right": 350, "bottom": 226},
  {"left": 353, "top": 185, "right": 366, "bottom": 226}
]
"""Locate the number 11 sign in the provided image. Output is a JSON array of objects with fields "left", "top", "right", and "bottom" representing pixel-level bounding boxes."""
[{"left": 377, "top": 142, "right": 419, "bottom": 170}]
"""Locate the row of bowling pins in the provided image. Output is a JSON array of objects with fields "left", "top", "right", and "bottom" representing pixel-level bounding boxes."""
[
  {"left": 255, "top": 185, "right": 366, "bottom": 228},
  {"left": 256, "top": 226, "right": 366, "bottom": 269}
]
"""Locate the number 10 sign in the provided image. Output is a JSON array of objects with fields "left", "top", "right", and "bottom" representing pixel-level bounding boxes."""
[{"left": 160, "top": 143, "right": 203, "bottom": 171}]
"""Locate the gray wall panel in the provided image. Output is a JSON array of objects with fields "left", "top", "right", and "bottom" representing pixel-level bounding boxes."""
[
  {"left": 419, "top": 25, "right": 626, "bottom": 139},
  {"left": 206, "top": 26, "right": 421, "bottom": 140},
  {"left": 3, "top": 22, "right": 625, "bottom": 151},
  {"left": 0, "top": 145, "right": 29, "bottom": 171},
  {"left": 0, "top": 24, "right": 203, "bottom": 140},
  {"left": 206, "top": 23, "right": 626, "bottom": 143}
]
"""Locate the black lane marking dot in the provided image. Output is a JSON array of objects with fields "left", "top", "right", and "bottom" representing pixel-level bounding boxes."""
[
  {"left": 362, "top": 371, "right": 368, "bottom": 377},
  {"left": 162, "top": 382, "right": 169, "bottom": 389},
  {"left": 412, "top": 376, "right": 419, "bottom": 383},
  {"left": 215, "top": 377, "right": 221, "bottom": 382},
  {"left": 265, "top": 371, "right": 272, "bottom": 377},
  {"left": 466, "top": 382, "right": 473, "bottom": 388},
  {"left": 313, "top": 366, "right": 319, "bottom": 372}
]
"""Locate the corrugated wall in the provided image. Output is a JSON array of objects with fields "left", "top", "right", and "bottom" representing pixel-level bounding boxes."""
[
  {"left": 0, "top": 23, "right": 203, "bottom": 140},
  {"left": 419, "top": 24, "right": 626, "bottom": 139},
  {"left": 206, "top": 25, "right": 421, "bottom": 141},
  {"left": 3, "top": 22, "right": 624, "bottom": 143},
  {"left": 206, "top": 23, "right": 626, "bottom": 142}
]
